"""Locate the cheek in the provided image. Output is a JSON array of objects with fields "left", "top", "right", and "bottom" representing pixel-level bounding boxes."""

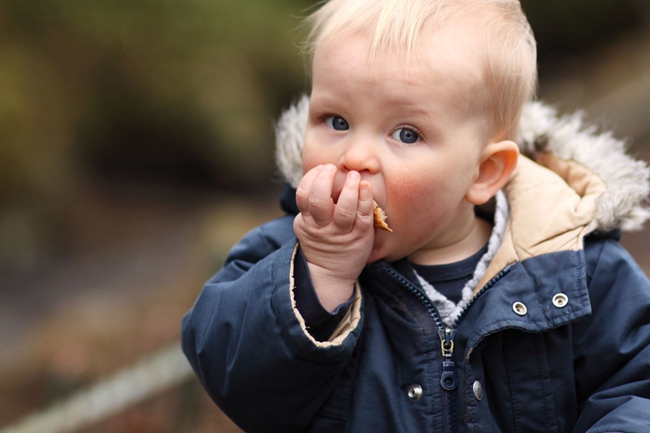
[
  {"left": 301, "top": 133, "right": 333, "bottom": 174},
  {"left": 387, "top": 180, "right": 415, "bottom": 211},
  {"left": 388, "top": 175, "right": 440, "bottom": 211},
  {"left": 386, "top": 179, "right": 433, "bottom": 231},
  {"left": 386, "top": 170, "right": 464, "bottom": 228},
  {"left": 302, "top": 152, "right": 319, "bottom": 174}
]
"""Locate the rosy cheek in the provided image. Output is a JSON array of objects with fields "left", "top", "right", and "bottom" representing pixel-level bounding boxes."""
[
  {"left": 302, "top": 129, "right": 336, "bottom": 174},
  {"left": 386, "top": 178, "right": 445, "bottom": 235},
  {"left": 301, "top": 146, "right": 325, "bottom": 174},
  {"left": 391, "top": 176, "right": 419, "bottom": 196},
  {"left": 388, "top": 176, "right": 436, "bottom": 208},
  {"left": 302, "top": 155, "right": 318, "bottom": 174}
]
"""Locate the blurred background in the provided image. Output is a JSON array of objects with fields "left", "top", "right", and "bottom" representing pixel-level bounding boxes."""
[{"left": 1, "top": 0, "right": 649, "bottom": 432}]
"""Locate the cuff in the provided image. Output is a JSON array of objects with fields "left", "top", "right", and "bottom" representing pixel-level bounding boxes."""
[{"left": 293, "top": 247, "right": 355, "bottom": 341}]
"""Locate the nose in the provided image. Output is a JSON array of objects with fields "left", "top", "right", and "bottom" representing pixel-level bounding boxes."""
[{"left": 339, "top": 136, "right": 380, "bottom": 174}]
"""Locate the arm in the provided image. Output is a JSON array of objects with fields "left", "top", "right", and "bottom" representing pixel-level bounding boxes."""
[
  {"left": 181, "top": 216, "right": 363, "bottom": 433},
  {"left": 572, "top": 238, "right": 650, "bottom": 432}
]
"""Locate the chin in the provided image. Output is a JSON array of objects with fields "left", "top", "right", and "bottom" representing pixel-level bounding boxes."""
[
  {"left": 367, "top": 245, "right": 386, "bottom": 264},
  {"left": 368, "top": 247, "right": 403, "bottom": 264}
]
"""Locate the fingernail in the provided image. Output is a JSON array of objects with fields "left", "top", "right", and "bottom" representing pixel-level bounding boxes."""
[
  {"left": 325, "top": 164, "right": 336, "bottom": 172},
  {"left": 348, "top": 171, "right": 360, "bottom": 180}
]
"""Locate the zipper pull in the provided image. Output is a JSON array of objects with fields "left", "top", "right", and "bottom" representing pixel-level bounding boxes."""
[{"left": 440, "top": 328, "right": 457, "bottom": 391}]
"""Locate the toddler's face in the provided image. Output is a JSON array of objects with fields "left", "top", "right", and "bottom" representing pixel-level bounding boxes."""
[{"left": 303, "top": 30, "right": 490, "bottom": 263}]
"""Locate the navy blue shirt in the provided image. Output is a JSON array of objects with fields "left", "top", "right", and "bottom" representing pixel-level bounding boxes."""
[{"left": 410, "top": 243, "right": 488, "bottom": 304}]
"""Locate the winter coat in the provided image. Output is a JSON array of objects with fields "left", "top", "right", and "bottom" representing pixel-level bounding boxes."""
[{"left": 182, "top": 97, "right": 650, "bottom": 432}]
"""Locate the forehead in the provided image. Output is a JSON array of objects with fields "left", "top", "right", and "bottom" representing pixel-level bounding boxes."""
[{"left": 312, "top": 26, "right": 485, "bottom": 115}]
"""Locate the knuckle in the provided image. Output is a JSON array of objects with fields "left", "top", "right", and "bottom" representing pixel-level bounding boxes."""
[
  {"left": 295, "top": 185, "right": 309, "bottom": 200},
  {"left": 356, "top": 213, "right": 374, "bottom": 230},
  {"left": 308, "top": 195, "right": 328, "bottom": 211},
  {"left": 336, "top": 207, "right": 355, "bottom": 221}
]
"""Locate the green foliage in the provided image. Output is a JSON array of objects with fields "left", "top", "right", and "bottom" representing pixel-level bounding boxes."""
[
  {"left": 0, "top": 0, "right": 314, "bottom": 264},
  {"left": 0, "top": 0, "right": 312, "bottom": 199}
]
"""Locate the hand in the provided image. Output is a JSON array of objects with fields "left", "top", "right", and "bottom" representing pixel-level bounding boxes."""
[{"left": 294, "top": 164, "right": 375, "bottom": 311}]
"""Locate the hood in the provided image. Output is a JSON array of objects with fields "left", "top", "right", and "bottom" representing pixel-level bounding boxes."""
[{"left": 274, "top": 95, "right": 650, "bottom": 285}]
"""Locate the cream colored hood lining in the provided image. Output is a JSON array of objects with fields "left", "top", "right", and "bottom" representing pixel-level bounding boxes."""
[{"left": 476, "top": 155, "right": 607, "bottom": 289}]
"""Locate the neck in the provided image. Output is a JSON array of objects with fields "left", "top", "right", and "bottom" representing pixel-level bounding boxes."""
[{"left": 408, "top": 214, "right": 492, "bottom": 265}]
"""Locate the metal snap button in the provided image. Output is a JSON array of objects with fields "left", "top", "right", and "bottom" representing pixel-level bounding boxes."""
[
  {"left": 407, "top": 384, "right": 423, "bottom": 402},
  {"left": 512, "top": 302, "right": 527, "bottom": 316},
  {"left": 472, "top": 380, "right": 483, "bottom": 401},
  {"left": 552, "top": 293, "right": 568, "bottom": 308}
]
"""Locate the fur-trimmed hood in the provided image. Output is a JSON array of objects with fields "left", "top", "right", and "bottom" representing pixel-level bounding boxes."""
[
  {"left": 274, "top": 95, "right": 649, "bottom": 289},
  {"left": 517, "top": 102, "right": 650, "bottom": 232}
]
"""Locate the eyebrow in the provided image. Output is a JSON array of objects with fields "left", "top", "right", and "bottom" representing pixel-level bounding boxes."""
[{"left": 307, "top": 93, "right": 347, "bottom": 114}]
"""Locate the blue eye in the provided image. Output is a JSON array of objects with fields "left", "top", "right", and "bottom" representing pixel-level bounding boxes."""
[
  {"left": 391, "top": 128, "right": 420, "bottom": 144},
  {"left": 325, "top": 116, "right": 349, "bottom": 131}
]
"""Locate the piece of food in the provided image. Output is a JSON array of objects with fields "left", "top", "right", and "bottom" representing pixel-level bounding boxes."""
[{"left": 373, "top": 200, "right": 393, "bottom": 232}]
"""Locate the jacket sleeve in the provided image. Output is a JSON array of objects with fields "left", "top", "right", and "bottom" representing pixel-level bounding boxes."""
[
  {"left": 181, "top": 216, "right": 363, "bottom": 433},
  {"left": 572, "top": 238, "right": 650, "bottom": 432}
]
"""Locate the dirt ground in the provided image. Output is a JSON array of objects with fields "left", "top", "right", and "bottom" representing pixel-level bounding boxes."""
[{"left": 0, "top": 182, "right": 282, "bottom": 432}]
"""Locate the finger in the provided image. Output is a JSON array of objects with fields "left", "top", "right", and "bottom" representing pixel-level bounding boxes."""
[
  {"left": 295, "top": 165, "right": 324, "bottom": 215},
  {"left": 357, "top": 181, "right": 374, "bottom": 230},
  {"left": 332, "top": 171, "right": 360, "bottom": 231},
  {"left": 308, "top": 164, "right": 337, "bottom": 226}
]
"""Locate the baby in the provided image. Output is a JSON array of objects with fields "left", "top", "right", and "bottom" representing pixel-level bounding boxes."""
[
  {"left": 183, "top": 0, "right": 650, "bottom": 431},
  {"left": 293, "top": 0, "right": 530, "bottom": 312}
]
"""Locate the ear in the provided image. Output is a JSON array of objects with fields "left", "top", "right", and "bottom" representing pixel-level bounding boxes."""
[{"left": 465, "top": 140, "right": 519, "bottom": 205}]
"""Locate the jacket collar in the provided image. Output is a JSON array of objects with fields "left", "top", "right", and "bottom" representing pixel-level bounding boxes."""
[
  {"left": 460, "top": 247, "right": 592, "bottom": 353},
  {"left": 477, "top": 154, "right": 606, "bottom": 289}
]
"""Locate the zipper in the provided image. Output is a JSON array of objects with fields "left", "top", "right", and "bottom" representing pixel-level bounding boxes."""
[
  {"left": 439, "top": 327, "right": 457, "bottom": 390},
  {"left": 440, "top": 327, "right": 458, "bottom": 433},
  {"left": 382, "top": 263, "right": 513, "bottom": 432}
]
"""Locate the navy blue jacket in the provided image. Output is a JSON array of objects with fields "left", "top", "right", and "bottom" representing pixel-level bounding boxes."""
[{"left": 182, "top": 185, "right": 650, "bottom": 432}]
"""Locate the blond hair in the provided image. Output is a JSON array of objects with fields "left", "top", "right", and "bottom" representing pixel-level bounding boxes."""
[{"left": 302, "top": 0, "right": 537, "bottom": 140}]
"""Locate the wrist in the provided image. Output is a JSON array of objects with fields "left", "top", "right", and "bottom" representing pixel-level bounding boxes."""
[{"left": 306, "top": 262, "right": 357, "bottom": 311}]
